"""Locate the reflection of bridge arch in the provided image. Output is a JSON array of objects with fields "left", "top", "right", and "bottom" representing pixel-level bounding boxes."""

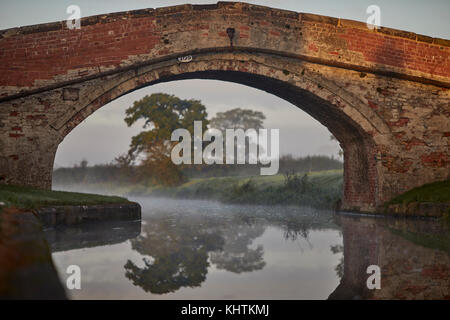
[{"left": 329, "top": 215, "right": 450, "bottom": 300}]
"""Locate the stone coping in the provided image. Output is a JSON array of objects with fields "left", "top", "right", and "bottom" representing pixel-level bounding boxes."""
[{"left": 0, "top": 2, "right": 448, "bottom": 47}]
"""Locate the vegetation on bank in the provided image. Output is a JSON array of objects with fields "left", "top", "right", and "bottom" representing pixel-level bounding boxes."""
[
  {"left": 0, "top": 184, "right": 129, "bottom": 211},
  {"left": 57, "top": 170, "right": 343, "bottom": 210},
  {"left": 154, "top": 170, "right": 343, "bottom": 209},
  {"left": 51, "top": 96, "right": 344, "bottom": 210},
  {"left": 53, "top": 155, "right": 343, "bottom": 185},
  {"left": 386, "top": 180, "right": 450, "bottom": 205},
  {"left": 50, "top": 94, "right": 344, "bottom": 209}
]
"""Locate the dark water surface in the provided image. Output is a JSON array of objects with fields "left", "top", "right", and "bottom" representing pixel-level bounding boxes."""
[{"left": 45, "top": 198, "right": 449, "bottom": 299}]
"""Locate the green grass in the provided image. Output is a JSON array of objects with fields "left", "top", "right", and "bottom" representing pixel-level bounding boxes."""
[
  {"left": 0, "top": 184, "right": 130, "bottom": 210},
  {"left": 53, "top": 170, "right": 344, "bottom": 209},
  {"left": 144, "top": 170, "right": 344, "bottom": 209},
  {"left": 387, "top": 180, "right": 450, "bottom": 205}
]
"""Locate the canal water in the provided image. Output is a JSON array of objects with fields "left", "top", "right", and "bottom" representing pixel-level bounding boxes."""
[{"left": 45, "top": 198, "right": 449, "bottom": 299}]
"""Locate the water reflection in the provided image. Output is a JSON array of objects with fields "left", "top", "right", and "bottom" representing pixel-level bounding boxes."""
[
  {"left": 47, "top": 198, "right": 449, "bottom": 299},
  {"left": 329, "top": 214, "right": 449, "bottom": 300},
  {"left": 45, "top": 220, "right": 141, "bottom": 252},
  {"left": 124, "top": 213, "right": 224, "bottom": 294},
  {"left": 209, "top": 222, "right": 266, "bottom": 274},
  {"left": 123, "top": 202, "right": 337, "bottom": 294}
]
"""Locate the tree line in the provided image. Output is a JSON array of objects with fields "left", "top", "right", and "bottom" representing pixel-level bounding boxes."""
[
  {"left": 53, "top": 93, "right": 343, "bottom": 186},
  {"left": 53, "top": 154, "right": 342, "bottom": 186}
]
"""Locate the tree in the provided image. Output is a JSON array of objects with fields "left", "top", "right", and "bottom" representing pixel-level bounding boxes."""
[
  {"left": 112, "top": 153, "right": 135, "bottom": 182},
  {"left": 124, "top": 93, "right": 209, "bottom": 186},
  {"left": 209, "top": 108, "right": 265, "bottom": 131},
  {"left": 209, "top": 108, "right": 266, "bottom": 163}
]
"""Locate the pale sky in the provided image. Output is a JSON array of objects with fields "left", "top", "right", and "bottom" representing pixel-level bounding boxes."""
[{"left": 1, "top": 1, "right": 448, "bottom": 167}]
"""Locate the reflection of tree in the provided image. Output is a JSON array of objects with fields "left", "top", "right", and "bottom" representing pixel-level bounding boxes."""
[
  {"left": 124, "top": 215, "right": 224, "bottom": 294},
  {"left": 330, "top": 244, "right": 344, "bottom": 280},
  {"left": 282, "top": 221, "right": 311, "bottom": 242},
  {"left": 210, "top": 223, "right": 266, "bottom": 273},
  {"left": 276, "top": 213, "right": 315, "bottom": 242},
  {"left": 124, "top": 205, "right": 340, "bottom": 295}
]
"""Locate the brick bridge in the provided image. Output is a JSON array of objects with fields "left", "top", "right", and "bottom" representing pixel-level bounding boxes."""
[{"left": 0, "top": 2, "right": 449, "bottom": 212}]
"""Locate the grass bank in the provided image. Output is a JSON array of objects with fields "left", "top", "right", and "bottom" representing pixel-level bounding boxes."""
[
  {"left": 386, "top": 180, "right": 450, "bottom": 205},
  {"left": 0, "top": 184, "right": 130, "bottom": 211},
  {"left": 382, "top": 180, "right": 450, "bottom": 219},
  {"left": 121, "top": 170, "right": 343, "bottom": 209}
]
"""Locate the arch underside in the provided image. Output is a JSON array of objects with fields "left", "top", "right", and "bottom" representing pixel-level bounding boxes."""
[{"left": 54, "top": 52, "right": 382, "bottom": 210}]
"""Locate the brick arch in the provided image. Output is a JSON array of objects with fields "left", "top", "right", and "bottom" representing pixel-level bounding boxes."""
[
  {"left": 58, "top": 52, "right": 389, "bottom": 139},
  {"left": 51, "top": 52, "right": 385, "bottom": 211},
  {"left": 1, "top": 2, "right": 449, "bottom": 213}
]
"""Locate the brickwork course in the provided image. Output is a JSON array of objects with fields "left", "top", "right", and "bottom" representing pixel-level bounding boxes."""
[{"left": 0, "top": 2, "right": 449, "bottom": 212}]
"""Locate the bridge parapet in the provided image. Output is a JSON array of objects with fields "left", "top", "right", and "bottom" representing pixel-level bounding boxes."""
[{"left": 0, "top": 1, "right": 449, "bottom": 99}]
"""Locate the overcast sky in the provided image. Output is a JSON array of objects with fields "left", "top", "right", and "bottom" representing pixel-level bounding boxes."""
[{"left": 1, "top": 1, "right": 448, "bottom": 167}]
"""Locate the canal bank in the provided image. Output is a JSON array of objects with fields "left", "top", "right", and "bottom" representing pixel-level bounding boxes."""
[
  {"left": 0, "top": 185, "right": 141, "bottom": 299},
  {"left": 1, "top": 180, "right": 448, "bottom": 299},
  {"left": 380, "top": 180, "right": 450, "bottom": 219},
  {"left": 0, "top": 208, "right": 66, "bottom": 299},
  {"left": 0, "top": 202, "right": 141, "bottom": 299},
  {"left": 53, "top": 174, "right": 450, "bottom": 218}
]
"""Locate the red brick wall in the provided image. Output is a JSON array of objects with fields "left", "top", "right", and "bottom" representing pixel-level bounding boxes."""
[{"left": 0, "top": 2, "right": 448, "bottom": 93}]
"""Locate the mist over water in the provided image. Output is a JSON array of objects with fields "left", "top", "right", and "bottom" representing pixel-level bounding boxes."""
[
  {"left": 48, "top": 196, "right": 343, "bottom": 299},
  {"left": 46, "top": 188, "right": 449, "bottom": 300}
]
